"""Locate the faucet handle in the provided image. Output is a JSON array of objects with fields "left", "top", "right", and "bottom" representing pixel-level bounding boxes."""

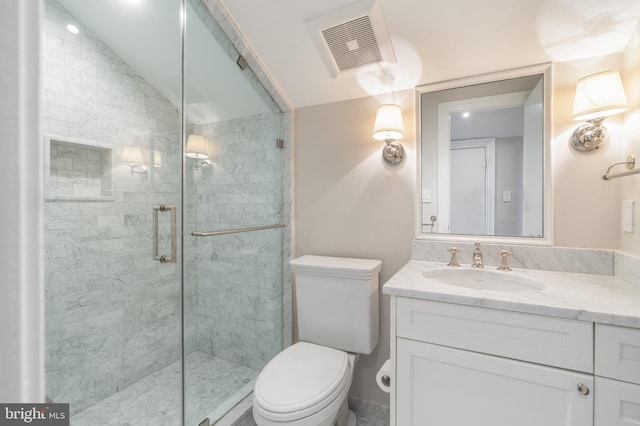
[
  {"left": 447, "top": 247, "right": 460, "bottom": 267},
  {"left": 497, "top": 250, "right": 512, "bottom": 271},
  {"left": 471, "top": 242, "right": 484, "bottom": 268}
]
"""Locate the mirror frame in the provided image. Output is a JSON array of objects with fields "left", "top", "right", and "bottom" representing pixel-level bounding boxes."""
[{"left": 414, "top": 63, "right": 553, "bottom": 245}]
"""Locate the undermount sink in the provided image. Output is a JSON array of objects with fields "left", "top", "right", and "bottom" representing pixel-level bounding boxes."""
[{"left": 422, "top": 268, "right": 546, "bottom": 292}]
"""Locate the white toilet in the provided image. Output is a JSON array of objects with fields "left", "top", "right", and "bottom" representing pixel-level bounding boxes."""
[{"left": 252, "top": 255, "right": 382, "bottom": 426}]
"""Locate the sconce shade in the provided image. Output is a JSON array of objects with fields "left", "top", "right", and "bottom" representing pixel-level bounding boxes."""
[
  {"left": 122, "top": 146, "right": 148, "bottom": 175},
  {"left": 573, "top": 71, "right": 628, "bottom": 121},
  {"left": 122, "top": 146, "right": 144, "bottom": 164},
  {"left": 186, "top": 134, "right": 209, "bottom": 159},
  {"left": 372, "top": 104, "right": 405, "bottom": 141}
]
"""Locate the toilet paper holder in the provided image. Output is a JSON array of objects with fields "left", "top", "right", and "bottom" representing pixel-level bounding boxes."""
[
  {"left": 376, "top": 359, "right": 392, "bottom": 393},
  {"left": 381, "top": 374, "right": 391, "bottom": 387}
]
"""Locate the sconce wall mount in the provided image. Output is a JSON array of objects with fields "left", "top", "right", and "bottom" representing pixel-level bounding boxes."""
[
  {"left": 382, "top": 141, "right": 404, "bottom": 164},
  {"left": 129, "top": 163, "right": 149, "bottom": 176},
  {"left": 571, "top": 117, "right": 608, "bottom": 152}
]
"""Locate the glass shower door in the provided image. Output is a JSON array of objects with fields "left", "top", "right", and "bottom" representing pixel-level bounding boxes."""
[
  {"left": 43, "top": 0, "right": 285, "bottom": 423},
  {"left": 182, "top": 2, "right": 285, "bottom": 424},
  {"left": 42, "top": 0, "right": 184, "bottom": 424}
]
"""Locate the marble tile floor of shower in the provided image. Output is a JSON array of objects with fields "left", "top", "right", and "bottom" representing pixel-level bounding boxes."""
[{"left": 71, "top": 351, "right": 257, "bottom": 426}]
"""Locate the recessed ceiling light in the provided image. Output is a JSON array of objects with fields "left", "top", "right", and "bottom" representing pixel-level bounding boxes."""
[{"left": 66, "top": 24, "right": 79, "bottom": 34}]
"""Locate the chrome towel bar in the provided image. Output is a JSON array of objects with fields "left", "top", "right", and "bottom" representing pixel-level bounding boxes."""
[
  {"left": 602, "top": 155, "right": 640, "bottom": 180},
  {"left": 191, "top": 223, "right": 286, "bottom": 237}
]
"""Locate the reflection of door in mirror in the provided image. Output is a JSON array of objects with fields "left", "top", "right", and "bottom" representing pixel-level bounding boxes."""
[
  {"left": 438, "top": 94, "right": 528, "bottom": 237},
  {"left": 419, "top": 67, "right": 548, "bottom": 240},
  {"left": 450, "top": 138, "right": 495, "bottom": 235}
]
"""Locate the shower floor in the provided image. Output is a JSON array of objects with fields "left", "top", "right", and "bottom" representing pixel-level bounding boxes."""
[{"left": 71, "top": 351, "right": 258, "bottom": 426}]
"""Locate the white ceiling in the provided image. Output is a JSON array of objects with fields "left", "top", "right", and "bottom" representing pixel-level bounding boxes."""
[
  {"left": 451, "top": 107, "right": 525, "bottom": 141},
  {"left": 220, "top": 0, "right": 640, "bottom": 108}
]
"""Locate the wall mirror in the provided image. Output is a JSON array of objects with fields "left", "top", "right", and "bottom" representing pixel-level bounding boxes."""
[{"left": 416, "top": 64, "right": 551, "bottom": 244}]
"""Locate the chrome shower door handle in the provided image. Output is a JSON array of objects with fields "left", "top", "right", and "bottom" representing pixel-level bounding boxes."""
[{"left": 153, "top": 204, "right": 177, "bottom": 263}]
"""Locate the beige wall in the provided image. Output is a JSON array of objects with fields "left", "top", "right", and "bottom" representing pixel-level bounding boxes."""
[
  {"left": 294, "top": 37, "right": 640, "bottom": 406},
  {"left": 294, "top": 91, "right": 415, "bottom": 405},
  {"left": 552, "top": 40, "right": 640, "bottom": 252},
  {"left": 621, "top": 24, "right": 640, "bottom": 254},
  {"left": 551, "top": 55, "right": 627, "bottom": 249}
]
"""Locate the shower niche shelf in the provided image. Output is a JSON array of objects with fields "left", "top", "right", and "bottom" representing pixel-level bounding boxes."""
[{"left": 45, "top": 135, "right": 114, "bottom": 202}]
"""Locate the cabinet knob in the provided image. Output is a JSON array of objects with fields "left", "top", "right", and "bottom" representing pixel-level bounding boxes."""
[{"left": 577, "top": 383, "right": 590, "bottom": 395}]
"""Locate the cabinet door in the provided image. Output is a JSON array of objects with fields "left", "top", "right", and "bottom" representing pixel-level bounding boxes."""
[
  {"left": 396, "top": 338, "right": 593, "bottom": 426},
  {"left": 596, "top": 324, "right": 640, "bottom": 384},
  {"left": 595, "top": 377, "right": 640, "bottom": 425}
]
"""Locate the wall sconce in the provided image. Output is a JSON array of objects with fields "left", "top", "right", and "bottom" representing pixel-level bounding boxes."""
[
  {"left": 154, "top": 150, "right": 162, "bottom": 168},
  {"left": 122, "top": 146, "right": 148, "bottom": 176},
  {"left": 571, "top": 70, "right": 628, "bottom": 152},
  {"left": 373, "top": 104, "right": 405, "bottom": 164},
  {"left": 186, "top": 134, "right": 211, "bottom": 169}
]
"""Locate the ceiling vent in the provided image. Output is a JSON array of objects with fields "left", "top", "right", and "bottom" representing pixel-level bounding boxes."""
[{"left": 306, "top": 0, "right": 396, "bottom": 78}]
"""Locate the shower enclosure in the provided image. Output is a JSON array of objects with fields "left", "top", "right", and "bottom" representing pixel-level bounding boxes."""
[{"left": 42, "top": 0, "right": 287, "bottom": 424}]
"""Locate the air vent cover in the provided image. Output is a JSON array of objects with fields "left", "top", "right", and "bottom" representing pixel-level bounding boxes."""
[
  {"left": 307, "top": 0, "right": 396, "bottom": 78},
  {"left": 322, "top": 16, "right": 382, "bottom": 72}
]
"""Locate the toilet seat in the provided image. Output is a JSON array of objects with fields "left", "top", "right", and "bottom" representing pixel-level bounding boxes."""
[{"left": 253, "top": 342, "right": 352, "bottom": 422}]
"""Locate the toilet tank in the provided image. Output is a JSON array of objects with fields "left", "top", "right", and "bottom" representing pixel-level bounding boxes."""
[{"left": 290, "top": 255, "right": 382, "bottom": 355}]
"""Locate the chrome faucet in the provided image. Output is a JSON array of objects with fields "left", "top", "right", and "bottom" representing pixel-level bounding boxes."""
[
  {"left": 447, "top": 247, "right": 460, "bottom": 267},
  {"left": 497, "top": 250, "right": 512, "bottom": 271},
  {"left": 471, "top": 243, "right": 484, "bottom": 268}
]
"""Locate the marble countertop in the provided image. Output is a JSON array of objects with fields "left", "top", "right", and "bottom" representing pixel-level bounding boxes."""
[{"left": 383, "top": 260, "right": 640, "bottom": 328}]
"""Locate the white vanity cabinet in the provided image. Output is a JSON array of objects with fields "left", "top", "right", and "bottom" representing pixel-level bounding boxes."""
[
  {"left": 384, "top": 260, "right": 640, "bottom": 426},
  {"left": 594, "top": 325, "right": 640, "bottom": 425},
  {"left": 392, "top": 297, "right": 595, "bottom": 426}
]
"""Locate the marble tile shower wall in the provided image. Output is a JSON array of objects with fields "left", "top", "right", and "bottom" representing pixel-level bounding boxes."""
[
  {"left": 43, "top": 0, "right": 187, "bottom": 413},
  {"left": 190, "top": 113, "right": 284, "bottom": 370}
]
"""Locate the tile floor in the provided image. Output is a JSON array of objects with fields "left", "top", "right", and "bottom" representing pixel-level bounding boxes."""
[
  {"left": 71, "top": 351, "right": 257, "bottom": 426},
  {"left": 69, "top": 352, "right": 390, "bottom": 426},
  {"left": 223, "top": 395, "right": 390, "bottom": 426}
]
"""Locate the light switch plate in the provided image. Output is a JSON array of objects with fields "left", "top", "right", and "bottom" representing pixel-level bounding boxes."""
[
  {"left": 623, "top": 200, "right": 635, "bottom": 233},
  {"left": 502, "top": 190, "right": 511, "bottom": 203},
  {"left": 422, "top": 189, "right": 432, "bottom": 203}
]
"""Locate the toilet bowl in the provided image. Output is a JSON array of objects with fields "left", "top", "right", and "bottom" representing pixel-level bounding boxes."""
[
  {"left": 252, "top": 342, "right": 357, "bottom": 426},
  {"left": 252, "top": 255, "right": 381, "bottom": 426}
]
